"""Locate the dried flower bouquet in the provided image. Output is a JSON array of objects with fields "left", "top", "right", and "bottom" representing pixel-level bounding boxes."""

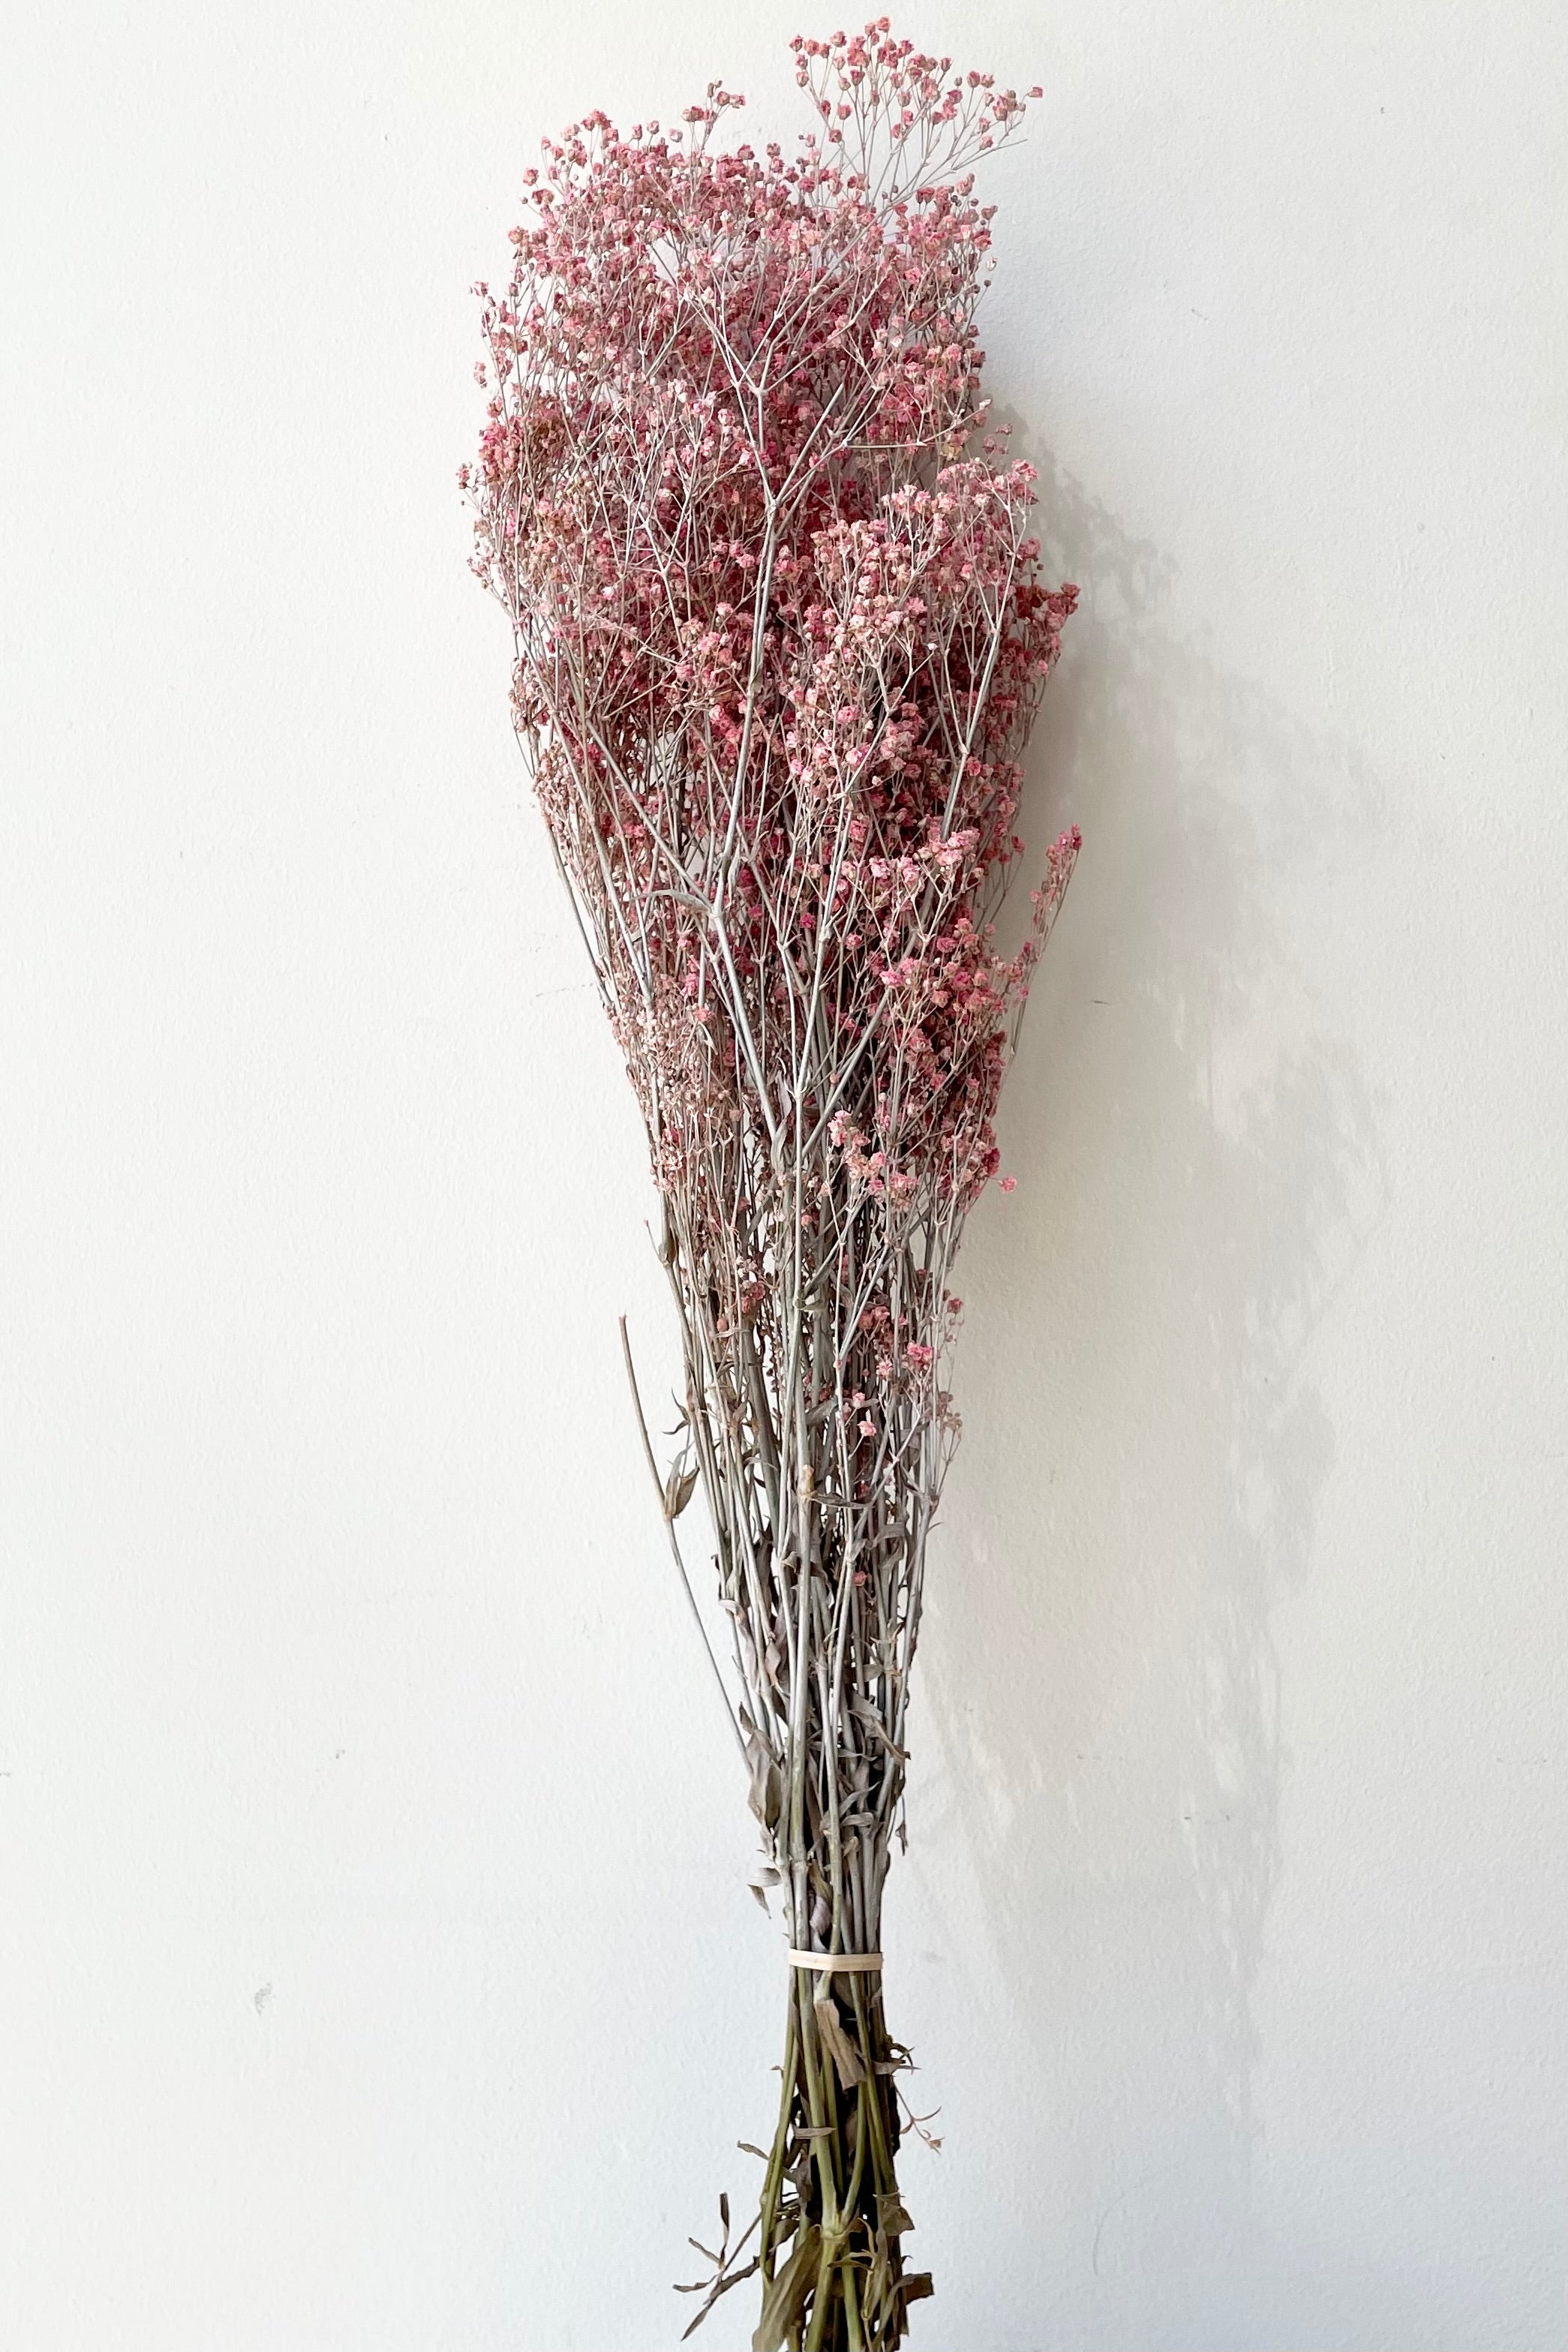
[{"left": 464, "top": 23, "right": 1078, "bottom": 2347}]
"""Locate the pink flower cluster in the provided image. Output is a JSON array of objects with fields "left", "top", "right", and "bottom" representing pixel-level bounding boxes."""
[
  {"left": 466, "top": 14, "right": 1080, "bottom": 1518},
  {"left": 468, "top": 9, "right": 1081, "bottom": 1720},
  {"left": 464, "top": 45, "right": 1076, "bottom": 1230}
]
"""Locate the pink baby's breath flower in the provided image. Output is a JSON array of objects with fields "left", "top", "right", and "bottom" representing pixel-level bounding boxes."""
[{"left": 464, "top": 28, "right": 1079, "bottom": 2341}]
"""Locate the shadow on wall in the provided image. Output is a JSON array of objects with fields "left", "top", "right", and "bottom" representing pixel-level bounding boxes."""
[{"left": 899, "top": 450, "right": 1388, "bottom": 2349}]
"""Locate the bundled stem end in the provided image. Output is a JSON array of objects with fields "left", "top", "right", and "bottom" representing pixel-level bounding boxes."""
[{"left": 751, "top": 1968, "right": 930, "bottom": 2352}]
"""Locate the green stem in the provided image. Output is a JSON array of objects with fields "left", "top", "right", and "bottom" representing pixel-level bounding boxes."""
[{"left": 754, "top": 1959, "right": 915, "bottom": 2351}]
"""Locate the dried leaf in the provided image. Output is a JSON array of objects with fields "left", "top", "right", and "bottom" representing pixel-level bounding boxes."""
[
  {"left": 743, "top": 1730, "right": 782, "bottom": 1831},
  {"left": 750, "top": 2224, "right": 820, "bottom": 2352},
  {"left": 662, "top": 1457, "right": 699, "bottom": 1519},
  {"left": 679, "top": 2254, "right": 761, "bottom": 2338},
  {"left": 860, "top": 1702, "right": 907, "bottom": 1759},
  {"left": 674, "top": 2198, "right": 761, "bottom": 2338},
  {"left": 812, "top": 1990, "right": 866, "bottom": 2089},
  {"left": 877, "top": 2191, "right": 914, "bottom": 2237}
]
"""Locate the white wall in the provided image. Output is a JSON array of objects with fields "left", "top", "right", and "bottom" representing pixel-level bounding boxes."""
[{"left": 2, "top": 4, "right": 1563, "bottom": 2347}]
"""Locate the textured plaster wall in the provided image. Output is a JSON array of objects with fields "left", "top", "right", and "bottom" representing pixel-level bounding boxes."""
[{"left": 2, "top": 4, "right": 1563, "bottom": 2348}]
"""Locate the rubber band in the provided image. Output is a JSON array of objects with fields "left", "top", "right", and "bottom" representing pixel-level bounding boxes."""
[{"left": 786, "top": 1949, "right": 883, "bottom": 1973}]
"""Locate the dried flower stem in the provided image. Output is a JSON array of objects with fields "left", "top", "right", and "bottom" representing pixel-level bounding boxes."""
[{"left": 467, "top": 22, "right": 1078, "bottom": 2346}]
